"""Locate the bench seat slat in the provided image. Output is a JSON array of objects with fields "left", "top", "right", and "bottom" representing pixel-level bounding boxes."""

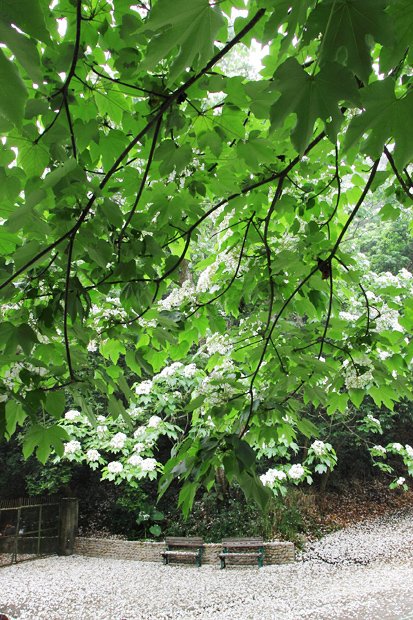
[
  {"left": 219, "top": 552, "right": 262, "bottom": 557},
  {"left": 162, "top": 551, "right": 200, "bottom": 556}
]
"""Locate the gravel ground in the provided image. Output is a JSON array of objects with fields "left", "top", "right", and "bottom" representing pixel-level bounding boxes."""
[{"left": 1, "top": 510, "right": 413, "bottom": 620}]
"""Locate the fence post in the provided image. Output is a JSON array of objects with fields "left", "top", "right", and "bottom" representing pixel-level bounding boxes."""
[{"left": 58, "top": 498, "right": 78, "bottom": 556}]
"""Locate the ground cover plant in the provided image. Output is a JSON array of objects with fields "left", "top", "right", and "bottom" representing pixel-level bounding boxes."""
[{"left": 0, "top": 0, "right": 413, "bottom": 516}]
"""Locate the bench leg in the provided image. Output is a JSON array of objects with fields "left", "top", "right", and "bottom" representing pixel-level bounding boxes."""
[
  {"left": 220, "top": 557, "right": 225, "bottom": 569},
  {"left": 258, "top": 555, "right": 263, "bottom": 568}
]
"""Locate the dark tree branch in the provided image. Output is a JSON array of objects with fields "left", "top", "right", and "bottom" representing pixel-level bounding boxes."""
[
  {"left": 320, "top": 145, "right": 341, "bottom": 231},
  {"left": 333, "top": 255, "right": 371, "bottom": 336},
  {"left": 64, "top": 236, "right": 76, "bottom": 381},
  {"left": 87, "top": 64, "right": 168, "bottom": 98},
  {"left": 117, "top": 114, "right": 163, "bottom": 252},
  {"left": 328, "top": 158, "right": 380, "bottom": 260},
  {"left": 318, "top": 263, "right": 333, "bottom": 359},
  {"left": 384, "top": 145, "right": 413, "bottom": 201}
]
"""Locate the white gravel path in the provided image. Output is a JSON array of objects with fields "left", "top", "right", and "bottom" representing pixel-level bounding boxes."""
[{"left": 1, "top": 509, "right": 413, "bottom": 620}]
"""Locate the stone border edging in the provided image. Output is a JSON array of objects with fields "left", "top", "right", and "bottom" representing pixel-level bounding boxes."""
[{"left": 74, "top": 537, "right": 295, "bottom": 565}]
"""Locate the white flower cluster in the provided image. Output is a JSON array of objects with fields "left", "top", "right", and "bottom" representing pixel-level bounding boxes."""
[
  {"left": 405, "top": 445, "right": 413, "bottom": 459},
  {"left": 86, "top": 449, "right": 100, "bottom": 462},
  {"left": 107, "top": 461, "right": 123, "bottom": 474},
  {"left": 366, "top": 413, "right": 381, "bottom": 428},
  {"left": 3, "top": 361, "right": 47, "bottom": 390},
  {"left": 310, "top": 440, "right": 327, "bottom": 456},
  {"left": 64, "top": 440, "right": 81, "bottom": 455},
  {"left": 147, "top": 415, "right": 162, "bottom": 428},
  {"left": 260, "top": 468, "right": 287, "bottom": 486},
  {"left": 64, "top": 410, "right": 81, "bottom": 421},
  {"left": 128, "top": 455, "right": 157, "bottom": 471},
  {"left": 343, "top": 357, "right": 374, "bottom": 390},
  {"left": 134, "top": 380, "right": 153, "bottom": 395},
  {"left": 110, "top": 432, "right": 127, "bottom": 449},
  {"left": 288, "top": 464, "right": 305, "bottom": 480},
  {"left": 205, "top": 333, "right": 232, "bottom": 356},
  {"left": 372, "top": 445, "right": 386, "bottom": 455},
  {"left": 158, "top": 280, "right": 195, "bottom": 311},
  {"left": 397, "top": 477, "right": 406, "bottom": 486}
]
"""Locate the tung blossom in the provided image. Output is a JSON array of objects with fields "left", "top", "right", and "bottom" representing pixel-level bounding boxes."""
[
  {"left": 288, "top": 464, "right": 305, "bottom": 480},
  {"left": 260, "top": 468, "right": 287, "bottom": 487},
  {"left": 86, "top": 449, "right": 100, "bottom": 462},
  {"left": 135, "top": 380, "right": 153, "bottom": 395},
  {"left": 64, "top": 440, "right": 81, "bottom": 455},
  {"left": 110, "top": 432, "right": 127, "bottom": 449},
  {"left": 147, "top": 415, "right": 162, "bottom": 428},
  {"left": 310, "top": 440, "right": 326, "bottom": 457},
  {"left": 140, "top": 458, "right": 157, "bottom": 472},
  {"left": 107, "top": 461, "right": 123, "bottom": 474}
]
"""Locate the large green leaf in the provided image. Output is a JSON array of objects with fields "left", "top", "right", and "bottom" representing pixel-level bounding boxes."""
[
  {"left": 270, "top": 58, "right": 360, "bottom": 152},
  {"left": 23, "top": 424, "right": 69, "bottom": 464},
  {"left": 0, "top": 22, "right": 42, "bottom": 82},
  {"left": 0, "top": 49, "right": 28, "bottom": 126},
  {"left": 139, "top": 0, "right": 226, "bottom": 82},
  {"left": 0, "top": 0, "right": 50, "bottom": 42},
  {"left": 345, "top": 79, "right": 413, "bottom": 169},
  {"left": 305, "top": 0, "right": 391, "bottom": 83}
]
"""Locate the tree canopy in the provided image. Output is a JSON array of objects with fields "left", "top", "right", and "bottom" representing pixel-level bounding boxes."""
[{"left": 1, "top": 0, "right": 413, "bottom": 512}]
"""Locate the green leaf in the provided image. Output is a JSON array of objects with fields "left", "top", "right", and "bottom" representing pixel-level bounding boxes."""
[
  {"left": 5, "top": 400, "right": 27, "bottom": 437},
  {"left": 140, "top": 0, "right": 226, "bottom": 82},
  {"left": 0, "top": 48, "right": 28, "bottom": 126},
  {"left": 0, "top": 0, "right": 49, "bottom": 42},
  {"left": 270, "top": 59, "right": 360, "bottom": 152},
  {"left": 100, "top": 339, "right": 126, "bottom": 364},
  {"left": 345, "top": 79, "right": 413, "bottom": 169},
  {"left": 23, "top": 424, "right": 69, "bottom": 464},
  {"left": 45, "top": 391, "right": 66, "bottom": 419},
  {"left": 306, "top": 0, "right": 391, "bottom": 83},
  {"left": 0, "top": 22, "right": 42, "bottom": 82}
]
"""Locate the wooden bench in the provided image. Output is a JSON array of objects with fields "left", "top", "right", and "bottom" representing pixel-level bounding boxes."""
[
  {"left": 219, "top": 537, "right": 264, "bottom": 568},
  {"left": 161, "top": 537, "right": 204, "bottom": 567}
]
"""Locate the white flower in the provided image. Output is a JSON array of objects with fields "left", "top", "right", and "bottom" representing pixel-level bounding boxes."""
[
  {"left": 288, "top": 464, "right": 305, "bottom": 480},
  {"left": 134, "top": 426, "right": 146, "bottom": 438},
  {"left": 140, "top": 458, "right": 157, "bottom": 472},
  {"left": 147, "top": 415, "right": 162, "bottom": 428},
  {"left": 260, "top": 468, "right": 287, "bottom": 486},
  {"left": 133, "top": 442, "right": 145, "bottom": 453},
  {"left": 128, "top": 454, "right": 143, "bottom": 467},
  {"left": 183, "top": 363, "right": 197, "bottom": 378},
  {"left": 64, "top": 410, "right": 80, "bottom": 421},
  {"left": 97, "top": 425, "right": 108, "bottom": 435},
  {"left": 205, "top": 333, "right": 232, "bottom": 355},
  {"left": 97, "top": 415, "right": 106, "bottom": 422},
  {"left": 367, "top": 414, "right": 381, "bottom": 427},
  {"left": 405, "top": 445, "right": 413, "bottom": 459},
  {"left": 135, "top": 380, "right": 153, "bottom": 395},
  {"left": 390, "top": 443, "right": 403, "bottom": 452},
  {"left": 87, "top": 340, "right": 98, "bottom": 352},
  {"left": 64, "top": 440, "right": 81, "bottom": 455},
  {"left": 310, "top": 440, "right": 326, "bottom": 456},
  {"left": 157, "top": 362, "right": 183, "bottom": 380},
  {"left": 107, "top": 461, "right": 123, "bottom": 474},
  {"left": 396, "top": 477, "right": 406, "bottom": 486},
  {"left": 86, "top": 449, "right": 100, "bottom": 462},
  {"left": 128, "top": 405, "right": 144, "bottom": 418},
  {"left": 372, "top": 445, "right": 386, "bottom": 455},
  {"left": 110, "top": 432, "right": 127, "bottom": 449}
]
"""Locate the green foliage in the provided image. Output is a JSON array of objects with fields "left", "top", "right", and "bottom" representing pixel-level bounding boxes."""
[{"left": 0, "top": 0, "right": 413, "bottom": 514}]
